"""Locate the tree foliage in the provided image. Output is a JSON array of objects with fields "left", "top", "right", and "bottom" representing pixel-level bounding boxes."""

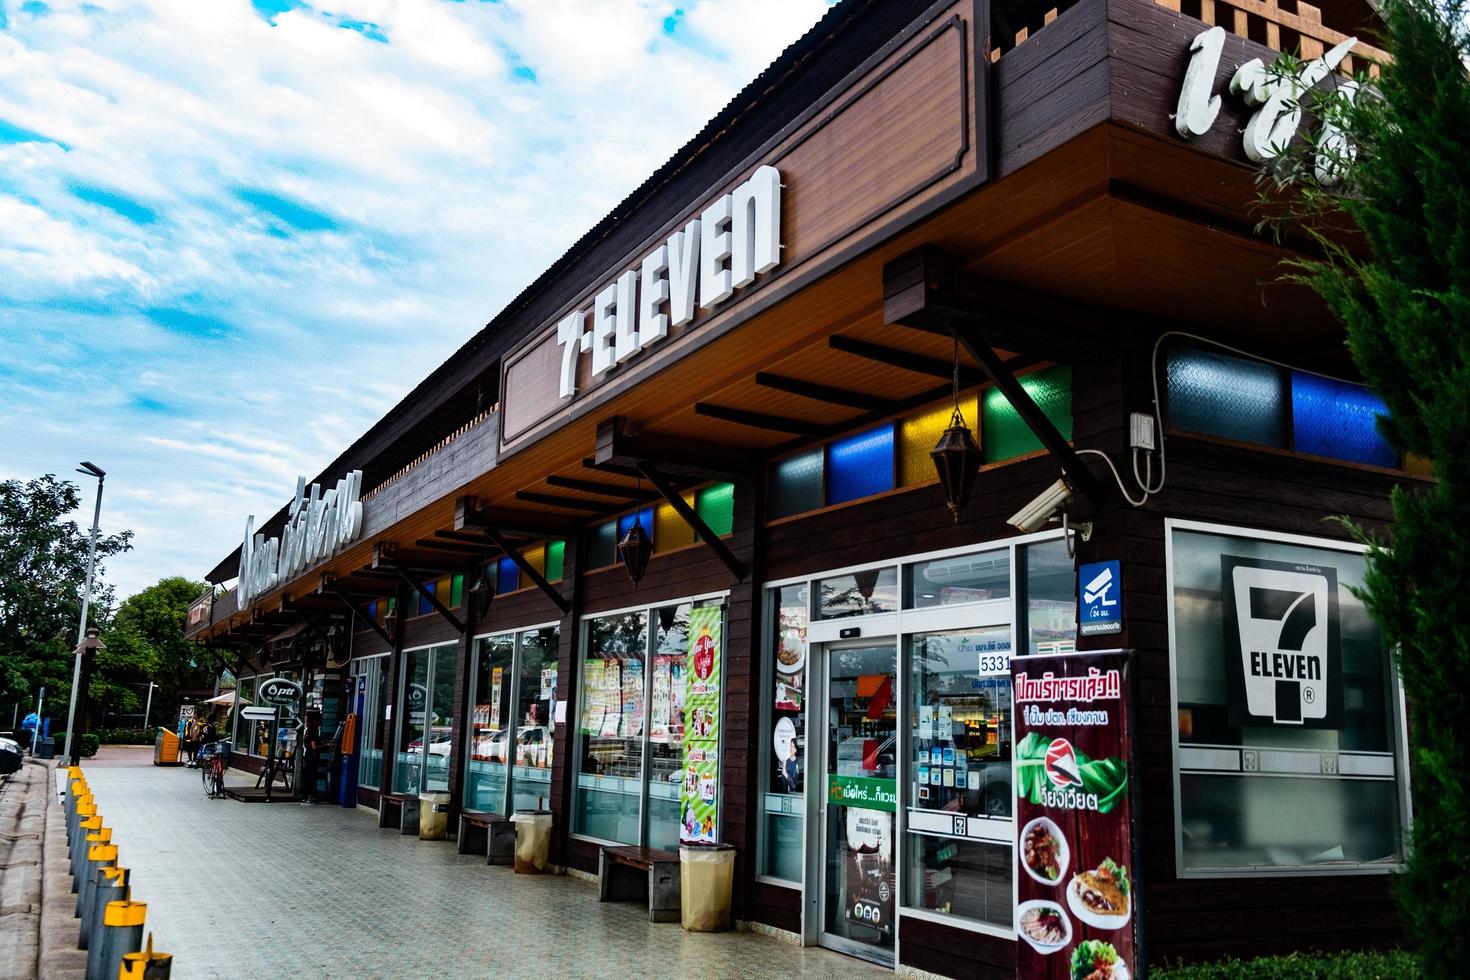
[
  {"left": 1262, "top": 1, "right": 1470, "bottom": 972},
  {"left": 0, "top": 475, "right": 132, "bottom": 721},
  {"left": 103, "top": 576, "right": 214, "bottom": 725}
]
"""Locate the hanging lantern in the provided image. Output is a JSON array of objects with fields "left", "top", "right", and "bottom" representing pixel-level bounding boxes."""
[
  {"left": 383, "top": 603, "right": 398, "bottom": 637},
  {"left": 468, "top": 570, "right": 495, "bottom": 621},
  {"left": 931, "top": 335, "right": 982, "bottom": 522},
  {"left": 617, "top": 520, "right": 653, "bottom": 583}
]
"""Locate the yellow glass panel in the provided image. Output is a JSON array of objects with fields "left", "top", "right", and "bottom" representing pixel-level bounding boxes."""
[
  {"left": 435, "top": 576, "right": 452, "bottom": 605},
  {"left": 899, "top": 394, "right": 979, "bottom": 486},
  {"left": 654, "top": 495, "right": 697, "bottom": 552},
  {"left": 1404, "top": 453, "right": 1434, "bottom": 477},
  {"left": 522, "top": 543, "right": 546, "bottom": 578}
]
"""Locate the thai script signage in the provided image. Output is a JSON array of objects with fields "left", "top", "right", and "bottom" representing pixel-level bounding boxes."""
[
  {"left": 237, "top": 471, "right": 365, "bottom": 609},
  {"left": 1222, "top": 555, "right": 1342, "bottom": 728},
  {"left": 1175, "top": 26, "right": 1359, "bottom": 177},
  {"left": 1013, "top": 649, "right": 1137, "bottom": 980}
]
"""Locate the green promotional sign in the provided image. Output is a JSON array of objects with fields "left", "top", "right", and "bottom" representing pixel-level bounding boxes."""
[
  {"left": 827, "top": 773, "right": 897, "bottom": 813},
  {"left": 679, "top": 606, "right": 722, "bottom": 843}
]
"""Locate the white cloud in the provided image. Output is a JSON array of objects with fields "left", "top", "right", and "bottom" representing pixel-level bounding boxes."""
[{"left": 0, "top": 0, "right": 834, "bottom": 599}]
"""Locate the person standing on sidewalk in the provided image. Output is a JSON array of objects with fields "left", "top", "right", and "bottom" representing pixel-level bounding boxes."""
[{"left": 298, "top": 709, "right": 322, "bottom": 805}]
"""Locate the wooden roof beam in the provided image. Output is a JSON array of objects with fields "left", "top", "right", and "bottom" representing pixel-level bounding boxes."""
[
  {"left": 545, "top": 475, "right": 659, "bottom": 501},
  {"left": 454, "top": 497, "right": 581, "bottom": 539},
  {"left": 513, "top": 490, "right": 612, "bottom": 513},
  {"left": 595, "top": 416, "right": 758, "bottom": 482},
  {"left": 828, "top": 335, "right": 988, "bottom": 386},
  {"left": 694, "top": 403, "right": 832, "bottom": 437},
  {"left": 753, "top": 372, "right": 900, "bottom": 413}
]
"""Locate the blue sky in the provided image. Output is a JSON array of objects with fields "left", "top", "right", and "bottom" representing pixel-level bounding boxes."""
[{"left": 0, "top": 0, "right": 832, "bottom": 599}]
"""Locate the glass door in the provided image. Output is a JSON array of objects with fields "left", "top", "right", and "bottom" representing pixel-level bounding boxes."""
[{"left": 819, "top": 639, "right": 898, "bottom": 966}]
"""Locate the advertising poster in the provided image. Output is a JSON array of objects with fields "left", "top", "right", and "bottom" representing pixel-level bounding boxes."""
[
  {"left": 540, "top": 666, "right": 557, "bottom": 702},
  {"left": 580, "top": 660, "right": 605, "bottom": 734},
  {"left": 1222, "top": 555, "right": 1342, "bottom": 728},
  {"left": 651, "top": 656, "right": 673, "bottom": 743},
  {"left": 829, "top": 774, "right": 896, "bottom": 936},
  {"left": 680, "top": 606, "right": 722, "bottom": 844},
  {"left": 1012, "top": 650, "right": 1137, "bottom": 980}
]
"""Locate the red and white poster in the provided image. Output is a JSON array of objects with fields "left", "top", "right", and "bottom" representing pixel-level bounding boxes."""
[{"left": 1012, "top": 649, "right": 1138, "bottom": 980}]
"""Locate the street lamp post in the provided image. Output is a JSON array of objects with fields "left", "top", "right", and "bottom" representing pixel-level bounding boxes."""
[
  {"left": 142, "top": 681, "right": 157, "bottom": 731},
  {"left": 63, "top": 461, "right": 106, "bottom": 766}
]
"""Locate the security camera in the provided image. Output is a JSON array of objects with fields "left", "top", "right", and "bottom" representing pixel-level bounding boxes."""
[{"left": 1008, "top": 478, "right": 1074, "bottom": 534}]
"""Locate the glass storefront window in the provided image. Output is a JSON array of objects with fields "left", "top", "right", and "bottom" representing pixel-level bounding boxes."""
[
  {"left": 905, "top": 549, "right": 1010, "bottom": 608},
  {"left": 393, "top": 649, "right": 431, "bottom": 795},
  {"left": 814, "top": 567, "right": 898, "bottom": 620},
  {"left": 351, "top": 656, "right": 388, "bottom": 789},
  {"left": 512, "top": 626, "right": 559, "bottom": 812},
  {"left": 1021, "top": 539, "right": 1075, "bottom": 654},
  {"left": 761, "top": 584, "right": 807, "bottom": 881},
  {"left": 575, "top": 611, "right": 648, "bottom": 843},
  {"left": 1170, "top": 525, "right": 1406, "bottom": 873},
  {"left": 233, "top": 676, "right": 256, "bottom": 752},
  {"left": 465, "top": 635, "right": 514, "bottom": 813},
  {"left": 648, "top": 604, "right": 691, "bottom": 851},
  {"left": 903, "top": 629, "right": 1014, "bottom": 929}
]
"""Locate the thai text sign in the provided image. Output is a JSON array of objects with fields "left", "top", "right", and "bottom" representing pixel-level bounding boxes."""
[{"left": 1013, "top": 649, "right": 1137, "bottom": 980}]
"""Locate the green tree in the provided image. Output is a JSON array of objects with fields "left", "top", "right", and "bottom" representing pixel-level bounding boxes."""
[
  {"left": 1263, "top": 1, "right": 1470, "bottom": 973},
  {"left": 0, "top": 475, "right": 132, "bottom": 725},
  {"left": 103, "top": 576, "right": 214, "bottom": 726}
]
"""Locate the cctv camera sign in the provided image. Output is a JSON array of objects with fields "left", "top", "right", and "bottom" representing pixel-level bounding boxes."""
[
  {"left": 1078, "top": 561, "right": 1122, "bottom": 637},
  {"left": 1222, "top": 556, "right": 1342, "bottom": 728}
]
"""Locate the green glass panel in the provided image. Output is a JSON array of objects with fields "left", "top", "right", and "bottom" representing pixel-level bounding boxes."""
[
  {"left": 545, "top": 539, "right": 566, "bottom": 582},
  {"left": 982, "top": 366, "right": 1073, "bottom": 464},
  {"left": 695, "top": 482, "right": 734, "bottom": 538},
  {"left": 450, "top": 574, "right": 464, "bottom": 609}
]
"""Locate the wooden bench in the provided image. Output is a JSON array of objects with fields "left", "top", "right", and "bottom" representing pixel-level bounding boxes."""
[
  {"left": 459, "top": 811, "right": 515, "bottom": 865},
  {"left": 598, "top": 845, "right": 681, "bottom": 923},
  {"left": 379, "top": 792, "right": 418, "bottom": 835}
]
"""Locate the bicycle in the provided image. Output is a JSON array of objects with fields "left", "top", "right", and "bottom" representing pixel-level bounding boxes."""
[{"left": 200, "top": 739, "right": 229, "bottom": 799}]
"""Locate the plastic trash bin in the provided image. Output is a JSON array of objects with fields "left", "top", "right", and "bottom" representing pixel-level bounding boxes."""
[
  {"left": 36, "top": 737, "right": 55, "bottom": 760},
  {"left": 419, "top": 793, "right": 451, "bottom": 841},
  {"left": 510, "top": 810, "right": 552, "bottom": 874},
  {"left": 680, "top": 843, "right": 735, "bottom": 932}
]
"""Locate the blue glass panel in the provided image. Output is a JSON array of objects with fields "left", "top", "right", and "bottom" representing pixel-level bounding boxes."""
[
  {"left": 367, "top": 601, "right": 376, "bottom": 621},
  {"left": 1291, "top": 372, "right": 1397, "bottom": 467},
  {"left": 617, "top": 507, "right": 655, "bottom": 542},
  {"left": 496, "top": 557, "right": 519, "bottom": 594},
  {"left": 826, "top": 424, "right": 895, "bottom": 505},
  {"left": 770, "top": 449, "right": 823, "bottom": 518},
  {"left": 418, "top": 580, "right": 434, "bottom": 616},
  {"left": 1166, "top": 348, "right": 1285, "bottom": 447}
]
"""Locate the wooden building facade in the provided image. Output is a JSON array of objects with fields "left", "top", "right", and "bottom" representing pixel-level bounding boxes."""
[{"left": 188, "top": 0, "right": 1416, "bottom": 975}]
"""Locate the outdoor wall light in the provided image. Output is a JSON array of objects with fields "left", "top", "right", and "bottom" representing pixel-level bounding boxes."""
[
  {"left": 468, "top": 570, "right": 495, "bottom": 621},
  {"left": 383, "top": 604, "right": 398, "bottom": 637},
  {"left": 617, "top": 520, "right": 653, "bottom": 583},
  {"left": 930, "top": 337, "right": 982, "bottom": 522}
]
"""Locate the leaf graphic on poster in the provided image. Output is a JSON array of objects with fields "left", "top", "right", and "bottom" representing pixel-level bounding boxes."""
[{"left": 1014, "top": 732, "right": 1129, "bottom": 813}]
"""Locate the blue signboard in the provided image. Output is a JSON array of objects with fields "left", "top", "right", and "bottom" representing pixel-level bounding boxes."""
[{"left": 1079, "top": 560, "right": 1123, "bottom": 636}]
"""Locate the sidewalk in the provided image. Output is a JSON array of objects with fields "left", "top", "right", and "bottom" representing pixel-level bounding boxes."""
[{"left": 76, "top": 746, "right": 886, "bottom": 979}]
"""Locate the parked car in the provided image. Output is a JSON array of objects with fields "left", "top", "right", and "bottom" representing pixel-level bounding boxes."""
[{"left": 0, "top": 736, "right": 23, "bottom": 775}]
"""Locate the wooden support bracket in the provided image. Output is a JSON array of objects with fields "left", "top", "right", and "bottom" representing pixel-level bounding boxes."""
[
  {"left": 394, "top": 568, "right": 465, "bottom": 635},
  {"left": 480, "top": 527, "right": 572, "bottom": 615},
  {"left": 637, "top": 462, "right": 746, "bottom": 582}
]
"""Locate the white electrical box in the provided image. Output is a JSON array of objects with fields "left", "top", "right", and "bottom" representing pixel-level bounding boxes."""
[{"left": 1129, "top": 412, "right": 1156, "bottom": 451}]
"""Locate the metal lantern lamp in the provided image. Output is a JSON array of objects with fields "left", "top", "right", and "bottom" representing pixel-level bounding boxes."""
[
  {"left": 468, "top": 569, "right": 495, "bottom": 621},
  {"left": 617, "top": 518, "right": 653, "bottom": 584},
  {"left": 383, "top": 602, "right": 398, "bottom": 638},
  {"left": 930, "top": 336, "right": 982, "bottom": 522}
]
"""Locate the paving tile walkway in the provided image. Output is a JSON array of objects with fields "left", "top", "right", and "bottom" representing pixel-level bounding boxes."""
[{"left": 78, "top": 747, "right": 887, "bottom": 979}]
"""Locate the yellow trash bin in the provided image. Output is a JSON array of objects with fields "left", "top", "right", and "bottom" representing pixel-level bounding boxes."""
[
  {"left": 419, "top": 793, "right": 451, "bottom": 841},
  {"left": 680, "top": 843, "right": 735, "bottom": 932},
  {"left": 510, "top": 810, "right": 552, "bottom": 874}
]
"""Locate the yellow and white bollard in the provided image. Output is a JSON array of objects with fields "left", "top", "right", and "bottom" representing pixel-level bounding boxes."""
[
  {"left": 86, "top": 900, "right": 144, "bottom": 980},
  {"left": 119, "top": 933, "right": 172, "bottom": 980}
]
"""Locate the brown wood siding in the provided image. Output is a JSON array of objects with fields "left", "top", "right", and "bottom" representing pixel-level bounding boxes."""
[
  {"left": 749, "top": 881, "right": 802, "bottom": 934},
  {"left": 1071, "top": 326, "right": 1409, "bottom": 965},
  {"left": 899, "top": 915, "right": 1014, "bottom": 978}
]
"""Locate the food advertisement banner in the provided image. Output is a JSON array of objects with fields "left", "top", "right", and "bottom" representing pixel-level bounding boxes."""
[
  {"left": 1012, "top": 649, "right": 1137, "bottom": 980},
  {"left": 1222, "top": 555, "right": 1342, "bottom": 729},
  {"left": 680, "top": 606, "right": 722, "bottom": 844}
]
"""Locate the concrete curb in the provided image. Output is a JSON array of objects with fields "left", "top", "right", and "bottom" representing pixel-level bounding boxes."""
[{"left": 0, "top": 760, "right": 45, "bottom": 980}]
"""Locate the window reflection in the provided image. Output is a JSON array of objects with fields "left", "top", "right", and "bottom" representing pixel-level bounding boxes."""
[{"left": 814, "top": 567, "right": 898, "bottom": 620}]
